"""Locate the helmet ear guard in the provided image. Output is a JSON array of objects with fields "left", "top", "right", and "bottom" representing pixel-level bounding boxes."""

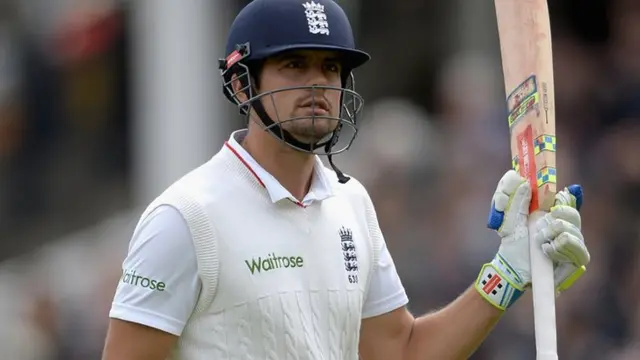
[{"left": 219, "top": 43, "right": 254, "bottom": 114}]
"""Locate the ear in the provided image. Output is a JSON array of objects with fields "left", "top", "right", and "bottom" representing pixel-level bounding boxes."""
[{"left": 230, "top": 73, "right": 249, "bottom": 104}]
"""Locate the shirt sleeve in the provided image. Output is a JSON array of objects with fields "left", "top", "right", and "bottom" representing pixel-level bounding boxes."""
[
  {"left": 361, "top": 237, "right": 409, "bottom": 319},
  {"left": 109, "top": 205, "right": 201, "bottom": 336}
]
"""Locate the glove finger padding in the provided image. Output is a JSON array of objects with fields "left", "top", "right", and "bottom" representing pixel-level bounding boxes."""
[
  {"left": 549, "top": 203, "right": 582, "bottom": 230},
  {"left": 538, "top": 217, "right": 583, "bottom": 244},
  {"left": 487, "top": 170, "right": 531, "bottom": 234},
  {"left": 546, "top": 185, "right": 589, "bottom": 294},
  {"left": 540, "top": 191, "right": 589, "bottom": 268},
  {"left": 557, "top": 184, "right": 583, "bottom": 211},
  {"left": 554, "top": 263, "right": 586, "bottom": 293},
  {"left": 541, "top": 232, "right": 590, "bottom": 266}
]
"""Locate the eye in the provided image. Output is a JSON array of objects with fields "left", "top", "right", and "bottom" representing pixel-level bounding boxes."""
[
  {"left": 325, "top": 63, "right": 341, "bottom": 73},
  {"left": 285, "top": 60, "right": 304, "bottom": 69}
]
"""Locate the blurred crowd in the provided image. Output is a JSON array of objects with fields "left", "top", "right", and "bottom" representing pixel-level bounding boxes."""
[
  {"left": 0, "top": 0, "right": 639, "bottom": 359},
  {"left": 0, "top": 0, "right": 129, "bottom": 255}
]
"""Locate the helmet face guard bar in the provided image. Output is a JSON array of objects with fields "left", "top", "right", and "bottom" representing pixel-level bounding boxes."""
[
  {"left": 222, "top": 73, "right": 363, "bottom": 155},
  {"left": 245, "top": 86, "right": 362, "bottom": 155}
]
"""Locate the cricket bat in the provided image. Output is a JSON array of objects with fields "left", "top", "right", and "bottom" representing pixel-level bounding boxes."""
[{"left": 493, "top": 1, "right": 558, "bottom": 359}]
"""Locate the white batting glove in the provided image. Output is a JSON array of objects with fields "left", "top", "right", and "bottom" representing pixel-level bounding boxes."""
[
  {"left": 533, "top": 185, "right": 590, "bottom": 294},
  {"left": 474, "top": 170, "right": 591, "bottom": 311}
]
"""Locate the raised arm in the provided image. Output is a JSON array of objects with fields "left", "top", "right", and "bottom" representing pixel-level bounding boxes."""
[{"left": 359, "top": 171, "right": 590, "bottom": 360}]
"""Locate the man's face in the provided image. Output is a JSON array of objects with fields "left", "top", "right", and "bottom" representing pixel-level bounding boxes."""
[{"left": 254, "top": 50, "right": 344, "bottom": 144}]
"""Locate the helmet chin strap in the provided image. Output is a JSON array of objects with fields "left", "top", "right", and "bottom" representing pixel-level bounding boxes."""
[{"left": 249, "top": 92, "right": 351, "bottom": 184}]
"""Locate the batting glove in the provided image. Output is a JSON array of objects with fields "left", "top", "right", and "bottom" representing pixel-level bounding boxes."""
[{"left": 474, "top": 170, "right": 591, "bottom": 311}]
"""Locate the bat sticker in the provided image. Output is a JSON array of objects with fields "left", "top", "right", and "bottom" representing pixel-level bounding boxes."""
[
  {"left": 512, "top": 155, "right": 519, "bottom": 172},
  {"left": 541, "top": 82, "right": 550, "bottom": 124},
  {"left": 506, "top": 75, "right": 541, "bottom": 128},
  {"left": 516, "top": 125, "right": 539, "bottom": 212},
  {"left": 534, "top": 134, "right": 556, "bottom": 154},
  {"left": 513, "top": 134, "right": 556, "bottom": 172},
  {"left": 536, "top": 166, "right": 557, "bottom": 188}
]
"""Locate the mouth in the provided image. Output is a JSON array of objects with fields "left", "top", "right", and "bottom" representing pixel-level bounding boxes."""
[{"left": 299, "top": 98, "right": 330, "bottom": 115}]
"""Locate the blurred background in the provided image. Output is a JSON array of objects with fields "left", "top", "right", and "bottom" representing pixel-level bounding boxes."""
[{"left": 0, "top": 0, "right": 638, "bottom": 359}]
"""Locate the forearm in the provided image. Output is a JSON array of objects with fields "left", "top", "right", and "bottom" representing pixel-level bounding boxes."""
[{"left": 404, "top": 286, "right": 503, "bottom": 360}]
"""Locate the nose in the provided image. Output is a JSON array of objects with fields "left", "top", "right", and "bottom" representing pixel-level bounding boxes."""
[{"left": 306, "top": 65, "right": 330, "bottom": 88}]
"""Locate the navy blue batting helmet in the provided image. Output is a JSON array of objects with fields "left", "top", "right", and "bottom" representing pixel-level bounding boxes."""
[
  {"left": 218, "top": 0, "right": 371, "bottom": 183},
  {"left": 224, "top": 0, "right": 370, "bottom": 73}
]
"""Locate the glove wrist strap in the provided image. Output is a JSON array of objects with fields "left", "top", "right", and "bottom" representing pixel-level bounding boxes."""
[{"left": 474, "top": 254, "right": 526, "bottom": 311}]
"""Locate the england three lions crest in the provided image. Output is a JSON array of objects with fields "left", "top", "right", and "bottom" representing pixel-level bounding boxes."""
[
  {"left": 339, "top": 227, "right": 358, "bottom": 284},
  {"left": 302, "top": 1, "right": 330, "bottom": 35}
]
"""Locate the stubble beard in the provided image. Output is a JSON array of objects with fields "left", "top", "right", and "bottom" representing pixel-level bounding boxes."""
[{"left": 282, "top": 115, "right": 338, "bottom": 144}]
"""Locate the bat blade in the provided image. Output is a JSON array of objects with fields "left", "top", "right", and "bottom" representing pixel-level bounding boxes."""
[{"left": 494, "top": 1, "right": 558, "bottom": 359}]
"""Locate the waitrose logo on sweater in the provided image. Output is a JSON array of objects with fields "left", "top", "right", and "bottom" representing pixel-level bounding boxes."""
[
  {"left": 121, "top": 269, "right": 166, "bottom": 291},
  {"left": 245, "top": 253, "right": 304, "bottom": 274}
]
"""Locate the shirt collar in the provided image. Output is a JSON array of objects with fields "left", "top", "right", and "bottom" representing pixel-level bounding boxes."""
[{"left": 224, "top": 129, "right": 334, "bottom": 206}]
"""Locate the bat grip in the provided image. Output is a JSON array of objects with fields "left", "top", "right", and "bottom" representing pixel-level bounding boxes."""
[{"left": 528, "top": 209, "right": 558, "bottom": 360}]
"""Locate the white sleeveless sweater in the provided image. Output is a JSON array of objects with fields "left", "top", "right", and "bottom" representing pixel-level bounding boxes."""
[{"left": 139, "top": 146, "right": 382, "bottom": 360}]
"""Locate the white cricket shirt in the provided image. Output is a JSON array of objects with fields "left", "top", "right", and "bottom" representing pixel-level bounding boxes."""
[{"left": 109, "top": 130, "right": 409, "bottom": 359}]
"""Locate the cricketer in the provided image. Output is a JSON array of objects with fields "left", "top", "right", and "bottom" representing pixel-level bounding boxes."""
[{"left": 101, "top": 0, "right": 591, "bottom": 359}]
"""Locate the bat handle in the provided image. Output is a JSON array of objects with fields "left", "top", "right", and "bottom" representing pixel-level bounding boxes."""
[{"left": 528, "top": 209, "right": 559, "bottom": 360}]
